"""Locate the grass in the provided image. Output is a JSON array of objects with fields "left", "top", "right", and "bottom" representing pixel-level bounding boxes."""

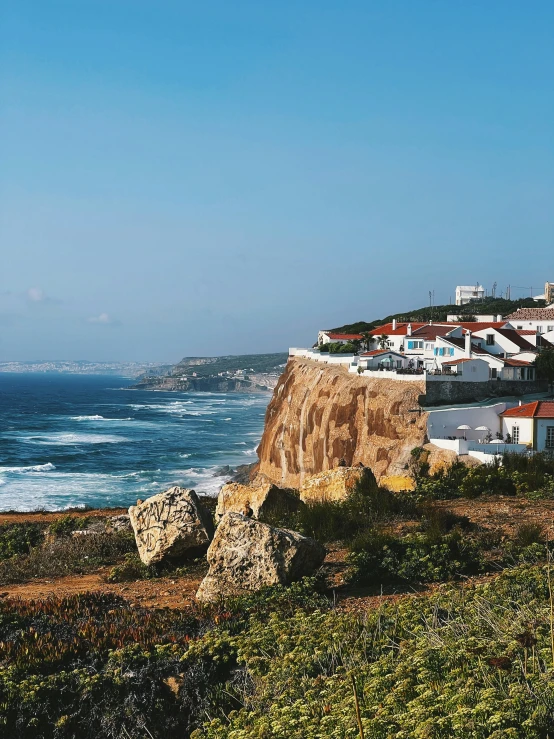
[{"left": 0, "top": 530, "right": 136, "bottom": 585}]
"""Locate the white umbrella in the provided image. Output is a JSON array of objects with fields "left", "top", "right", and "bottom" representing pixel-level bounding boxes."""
[
  {"left": 474, "top": 425, "right": 491, "bottom": 442},
  {"left": 457, "top": 424, "right": 472, "bottom": 440}
]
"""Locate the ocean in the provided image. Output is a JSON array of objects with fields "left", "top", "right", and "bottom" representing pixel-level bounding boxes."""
[{"left": 0, "top": 374, "right": 270, "bottom": 511}]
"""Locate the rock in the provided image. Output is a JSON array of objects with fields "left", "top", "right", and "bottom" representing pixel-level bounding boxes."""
[
  {"left": 129, "top": 487, "right": 214, "bottom": 566},
  {"left": 300, "top": 466, "right": 376, "bottom": 504},
  {"left": 213, "top": 465, "right": 231, "bottom": 478},
  {"left": 216, "top": 480, "right": 301, "bottom": 521},
  {"left": 196, "top": 513, "right": 325, "bottom": 602},
  {"left": 108, "top": 514, "right": 133, "bottom": 532},
  {"left": 256, "top": 358, "right": 428, "bottom": 486}
]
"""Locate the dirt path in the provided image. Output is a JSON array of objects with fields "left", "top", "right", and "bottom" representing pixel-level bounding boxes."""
[
  {"left": 0, "top": 566, "right": 207, "bottom": 609},
  {"left": 0, "top": 509, "right": 127, "bottom": 525}
]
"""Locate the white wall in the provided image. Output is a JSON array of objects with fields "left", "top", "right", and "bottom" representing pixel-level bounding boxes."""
[
  {"left": 357, "top": 369, "right": 424, "bottom": 382},
  {"left": 501, "top": 416, "right": 534, "bottom": 445},
  {"left": 536, "top": 419, "right": 554, "bottom": 452},
  {"left": 427, "top": 402, "right": 509, "bottom": 441}
]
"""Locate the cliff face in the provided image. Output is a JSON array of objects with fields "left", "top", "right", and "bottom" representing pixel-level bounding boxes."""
[{"left": 256, "top": 358, "right": 428, "bottom": 488}]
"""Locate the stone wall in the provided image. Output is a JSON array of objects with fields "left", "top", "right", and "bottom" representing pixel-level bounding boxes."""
[{"left": 421, "top": 379, "right": 547, "bottom": 407}]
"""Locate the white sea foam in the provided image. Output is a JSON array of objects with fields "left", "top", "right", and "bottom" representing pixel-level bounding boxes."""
[
  {"left": 71, "top": 415, "right": 133, "bottom": 422},
  {"left": 0, "top": 462, "right": 56, "bottom": 473},
  {"left": 22, "top": 433, "right": 130, "bottom": 445}
]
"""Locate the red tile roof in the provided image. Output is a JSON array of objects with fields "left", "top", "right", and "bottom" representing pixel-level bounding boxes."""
[
  {"left": 411, "top": 324, "right": 457, "bottom": 339},
  {"left": 441, "top": 358, "right": 477, "bottom": 365},
  {"left": 503, "top": 358, "right": 533, "bottom": 367},
  {"left": 323, "top": 332, "right": 363, "bottom": 341},
  {"left": 369, "top": 322, "right": 426, "bottom": 336},
  {"left": 501, "top": 401, "right": 554, "bottom": 418},
  {"left": 506, "top": 308, "right": 554, "bottom": 320}
]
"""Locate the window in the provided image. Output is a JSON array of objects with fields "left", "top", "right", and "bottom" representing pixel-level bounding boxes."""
[
  {"left": 425, "top": 342, "right": 433, "bottom": 351},
  {"left": 407, "top": 340, "right": 423, "bottom": 350},
  {"left": 547, "top": 427, "right": 554, "bottom": 449},
  {"left": 537, "top": 326, "right": 544, "bottom": 334},
  {"left": 490, "top": 368, "right": 497, "bottom": 379},
  {"left": 548, "top": 326, "right": 554, "bottom": 333},
  {"left": 517, "top": 325, "right": 523, "bottom": 329},
  {"left": 486, "top": 334, "right": 495, "bottom": 345},
  {"left": 512, "top": 426, "right": 520, "bottom": 444}
]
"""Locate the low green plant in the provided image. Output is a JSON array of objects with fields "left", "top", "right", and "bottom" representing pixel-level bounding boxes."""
[
  {"left": 48, "top": 514, "right": 90, "bottom": 538},
  {"left": 0, "top": 531, "right": 136, "bottom": 585},
  {"left": 0, "top": 523, "right": 44, "bottom": 560},
  {"left": 346, "top": 528, "right": 485, "bottom": 585}
]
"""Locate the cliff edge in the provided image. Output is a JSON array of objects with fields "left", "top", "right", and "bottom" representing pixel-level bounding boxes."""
[{"left": 256, "top": 358, "right": 428, "bottom": 488}]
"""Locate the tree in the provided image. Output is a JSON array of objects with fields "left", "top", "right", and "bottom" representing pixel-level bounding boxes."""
[
  {"left": 361, "top": 332, "right": 375, "bottom": 352},
  {"left": 377, "top": 334, "right": 389, "bottom": 350},
  {"left": 536, "top": 348, "right": 554, "bottom": 395}
]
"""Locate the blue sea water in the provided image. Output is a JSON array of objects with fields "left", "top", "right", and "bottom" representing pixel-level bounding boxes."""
[{"left": 0, "top": 374, "right": 270, "bottom": 511}]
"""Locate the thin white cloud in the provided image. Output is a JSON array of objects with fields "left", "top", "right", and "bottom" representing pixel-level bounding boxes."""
[
  {"left": 88, "top": 312, "right": 117, "bottom": 325},
  {"left": 26, "top": 287, "right": 60, "bottom": 305}
]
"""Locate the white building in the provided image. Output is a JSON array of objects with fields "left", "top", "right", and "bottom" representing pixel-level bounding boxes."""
[
  {"left": 358, "top": 349, "right": 409, "bottom": 371},
  {"left": 500, "top": 401, "right": 554, "bottom": 450},
  {"left": 455, "top": 284, "right": 485, "bottom": 306},
  {"left": 504, "top": 308, "right": 554, "bottom": 336},
  {"left": 318, "top": 330, "right": 363, "bottom": 346}
]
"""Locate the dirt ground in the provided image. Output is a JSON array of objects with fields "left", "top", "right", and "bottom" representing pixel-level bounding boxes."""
[{"left": 1, "top": 495, "right": 553, "bottom": 611}]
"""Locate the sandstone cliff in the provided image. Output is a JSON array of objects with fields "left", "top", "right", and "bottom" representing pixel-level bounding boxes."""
[{"left": 256, "top": 358, "right": 428, "bottom": 487}]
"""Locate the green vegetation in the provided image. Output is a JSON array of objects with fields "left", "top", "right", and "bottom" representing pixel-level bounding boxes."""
[
  {"left": 5, "top": 455, "right": 554, "bottom": 736},
  {"left": 48, "top": 514, "right": 90, "bottom": 538},
  {"left": 0, "top": 522, "right": 44, "bottom": 560},
  {"left": 413, "top": 453, "right": 554, "bottom": 501},
  {"left": 331, "top": 296, "right": 544, "bottom": 334},
  {"left": 0, "top": 529, "right": 135, "bottom": 585},
  {"left": 171, "top": 352, "right": 288, "bottom": 378},
  {"left": 5, "top": 568, "right": 554, "bottom": 737}
]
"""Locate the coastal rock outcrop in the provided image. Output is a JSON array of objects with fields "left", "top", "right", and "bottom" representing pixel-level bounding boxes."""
[
  {"left": 129, "top": 487, "right": 214, "bottom": 565},
  {"left": 256, "top": 358, "right": 428, "bottom": 488},
  {"left": 300, "top": 466, "right": 375, "bottom": 504},
  {"left": 216, "top": 480, "right": 301, "bottom": 521},
  {"left": 196, "top": 513, "right": 325, "bottom": 602}
]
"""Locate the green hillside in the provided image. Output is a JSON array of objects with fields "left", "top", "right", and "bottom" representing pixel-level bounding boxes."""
[
  {"left": 332, "top": 297, "right": 545, "bottom": 334},
  {"left": 171, "top": 352, "right": 288, "bottom": 378}
]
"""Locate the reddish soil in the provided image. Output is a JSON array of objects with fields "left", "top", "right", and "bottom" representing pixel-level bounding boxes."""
[
  {"left": 1, "top": 495, "right": 553, "bottom": 611},
  {"left": 0, "top": 509, "right": 127, "bottom": 525},
  {"left": 0, "top": 567, "right": 206, "bottom": 609}
]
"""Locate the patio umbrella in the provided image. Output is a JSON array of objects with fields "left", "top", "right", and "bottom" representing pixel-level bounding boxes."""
[
  {"left": 474, "top": 425, "right": 490, "bottom": 442},
  {"left": 457, "top": 424, "right": 472, "bottom": 440}
]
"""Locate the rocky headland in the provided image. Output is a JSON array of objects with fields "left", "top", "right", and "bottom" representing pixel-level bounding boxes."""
[{"left": 256, "top": 357, "right": 429, "bottom": 488}]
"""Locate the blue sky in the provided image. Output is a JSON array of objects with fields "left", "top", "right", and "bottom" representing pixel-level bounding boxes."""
[{"left": 1, "top": 1, "right": 553, "bottom": 361}]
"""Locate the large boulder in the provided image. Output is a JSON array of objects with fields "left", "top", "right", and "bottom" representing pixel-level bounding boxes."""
[
  {"left": 129, "top": 487, "right": 214, "bottom": 565},
  {"left": 196, "top": 513, "right": 325, "bottom": 602},
  {"left": 216, "top": 480, "right": 301, "bottom": 521},
  {"left": 299, "top": 466, "right": 375, "bottom": 504}
]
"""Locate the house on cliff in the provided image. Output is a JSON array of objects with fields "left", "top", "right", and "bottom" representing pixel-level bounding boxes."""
[
  {"left": 500, "top": 401, "right": 554, "bottom": 451},
  {"left": 318, "top": 330, "right": 363, "bottom": 346}
]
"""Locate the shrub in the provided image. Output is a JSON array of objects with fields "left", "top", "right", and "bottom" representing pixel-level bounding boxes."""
[
  {"left": 346, "top": 529, "right": 484, "bottom": 585},
  {"left": 0, "top": 523, "right": 44, "bottom": 560},
  {"left": 271, "top": 472, "right": 419, "bottom": 544},
  {"left": 0, "top": 531, "right": 136, "bottom": 585},
  {"left": 48, "top": 514, "right": 90, "bottom": 538}
]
